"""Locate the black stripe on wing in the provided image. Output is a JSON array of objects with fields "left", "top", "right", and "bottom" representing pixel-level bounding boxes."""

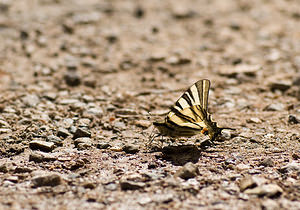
[
  {"left": 187, "top": 88, "right": 195, "bottom": 103},
  {"left": 166, "top": 117, "right": 203, "bottom": 131},
  {"left": 190, "top": 105, "right": 205, "bottom": 121},
  {"left": 195, "top": 80, "right": 210, "bottom": 112},
  {"left": 182, "top": 93, "right": 193, "bottom": 107},
  {"left": 170, "top": 107, "right": 196, "bottom": 123},
  {"left": 175, "top": 101, "right": 183, "bottom": 110}
]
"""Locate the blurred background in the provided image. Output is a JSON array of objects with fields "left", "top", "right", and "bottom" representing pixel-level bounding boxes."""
[{"left": 0, "top": 0, "right": 299, "bottom": 209}]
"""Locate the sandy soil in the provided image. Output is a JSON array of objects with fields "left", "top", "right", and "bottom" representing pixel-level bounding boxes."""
[{"left": 0, "top": 0, "right": 300, "bottom": 209}]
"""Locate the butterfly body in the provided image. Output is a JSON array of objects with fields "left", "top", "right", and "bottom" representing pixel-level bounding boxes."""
[{"left": 153, "top": 79, "right": 226, "bottom": 142}]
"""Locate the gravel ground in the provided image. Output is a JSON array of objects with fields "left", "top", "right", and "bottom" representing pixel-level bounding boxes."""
[{"left": 0, "top": 0, "right": 300, "bottom": 209}]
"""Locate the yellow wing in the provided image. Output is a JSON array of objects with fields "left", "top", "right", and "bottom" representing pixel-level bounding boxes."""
[
  {"left": 153, "top": 79, "right": 227, "bottom": 140},
  {"left": 173, "top": 79, "right": 210, "bottom": 113},
  {"left": 167, "top": 79, "right": 210, "bottom": 130}
]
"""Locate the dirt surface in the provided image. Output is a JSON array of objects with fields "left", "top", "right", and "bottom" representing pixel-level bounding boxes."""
[{"left": 0, "top": 0, "right": 300, "bottom": 209}]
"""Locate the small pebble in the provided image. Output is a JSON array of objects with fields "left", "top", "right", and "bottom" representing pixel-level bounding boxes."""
[
  {"left": 152, "top": 193, "right": 174, "bottom": 203},
  {"left": 244, "top": 184, "right": 283, "bottom": 198},
  {"left": 64, "top": 70, "right": 81, "bottom": 86},
  {"left": 104, "top": 182, "right": 118, "bottom": 191},
  {"left": 74, "top": 137, "right": 92, "bottom": 148},
  {"left": 165, "top": 56, "right": 191, "bottom": 65},
  {"left": 278, "top": 161, "right": 300, "bottom": 174},
  {"left": 120, "top": 180, "right": 145, "bottom": 191},
  {"left": 138, "top": 196, "right": 152, "bottom": 205},
  {"left": 113, "top": 121, "right": 126, "bottom": 130},
  {"left": 84, "top": 107, "right": 103, "bottom": 117},
  {"left": 73, "top": 127, "right": 91, "bottom": 139},
  {"left": 0, "top": 119, "right": 10, "bottom": 127},
  {"left": 176, "top": 162, "right": 199, "bottom": 180},
  {"left": 288, "top": 115, "right": 299, "bottom": 124},
  {"left": 263, "top": 103, "right": 285, "bottom": 111},
  {"left": 247, "top": 118, "right": 262, "bottom": 124},
  {"left": 3, "top": 180, "right": 15, "bottom": 187},
  {"left": 43, "top": 92, "right": 57, "bottom": 101},
  {"left": 32, "top": 174, "right": 62, "bottom": 187},
  {"left": 67, "top": 159, "right": 85, "bottom": 170},
  {"left": 238, "top": 176, "right": 257, "bottom": 192},
  {"left": 29, "top": 140, "right": 55, "bottom": 152},
  {"left": 269, "top": 81, "right": 291, "bottom": 92},
  {"left": 115, "top": 109, "right": 137, "bottom": 115},
  {"left": 77, "top": 142, "right": 92, "bottom": 150},
  {"left": 230, "top": 22, "right": 241, "bottom": 30},
  {"left": 72, "top": 12, "right": 101, "bottom": 24},
  {"left": 110, "top": 146, "right": 123, "bottom": 152},
  {"left": 266, "top": 49, "right": 281, "bottom": 62},
  {"left": 236, "top": 163, "right": 251, "bottom": 171},
  {"left": 78, "top": 118, "right": 91, "bottom": 127},
  {"left": 221, "top": 129, "right": 232, "bottom": 139},
  {"left": 148, "top": 52, "right": 166, "bottom": 62},
  {"left": 134, "top": 120, "right": 151, "bottom": 128},
  {"left": 0, "top": 164, "right": 8, "bottom": 173},
  {"left": 82, "top": 182, "right": 96, "bottom": 189},
  {"left": 122, "top": 144, "right": 139, "bottom": 154},
  {"left": 47, "top": 135, "right": 63, "bottom": 146},
  {"left": 6, "top": 176, "right": 19, "bottom": 183},
  {"left": 59, "top": 99, "right": 80, "bottom": 105},
  {"left": 259, "top": 157, "right": 274, "bottom": 167},
  {"left": 61, "top": 118, "right": 74, "bottom": 128},
  {"left": 0, "top": 128, "right": 12, "bottom": 134},
  {"left": 29, "top": 152, "right": 57, "bottom": 163},
  {"left": 172, "top": 6, "right": 195, "bottom": 19},
  {"left": 134, "top": 6, "right": 145, "bottom": 18},
  {"left": 22, "top": 94, "right": 40, "bottom": 107},
  {"left": 83, "top": 77, "right": 97, "bottom": 88},
  {"left": 14, "top": 166, "right": 33, "bottom": 173},
  {"left": 57, "top": 127, "right": 70, "bottom": 138},
  {"left": 270, "top": 147, "right": 283, "bottom": 153},
  {"left": 97, "top": 142, "right": 111, "bottom": 149},
  {"left": 292, "top": 153, "right": 300, "bottom": 160}
]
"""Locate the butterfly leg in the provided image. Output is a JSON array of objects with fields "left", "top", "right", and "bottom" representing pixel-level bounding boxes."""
[
  {"left": 159, "top": 135, "right": 164, "bottom": 148},
  {"left": 170, "top": 138, "right": 179, "bottom": 146},
  {"left": 147, "top": 132, "right": 161, "bottom": 147}
]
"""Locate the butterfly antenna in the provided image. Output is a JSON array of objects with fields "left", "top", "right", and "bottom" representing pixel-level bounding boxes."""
[{"left": 220, "top": 127, "right": 236, "bottom": 131}]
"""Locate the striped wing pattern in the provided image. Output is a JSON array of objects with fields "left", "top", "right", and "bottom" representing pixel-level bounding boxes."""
[
  {"left": 165, "top": 79, "right": 211, "bottom": 136},
  {"left": 173, "top": 80, "right": 210, "bottom": 112}
]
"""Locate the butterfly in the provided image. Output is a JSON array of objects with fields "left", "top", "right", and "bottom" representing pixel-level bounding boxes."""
[{"left": 152, "top": 79, "right": 232, "bottom": 143}]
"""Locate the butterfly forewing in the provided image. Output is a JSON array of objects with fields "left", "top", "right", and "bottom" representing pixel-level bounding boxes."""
[
  {"left": 173, "top": 80, "right": 210, "bottom": 110},
  {"left": 168, "top": 79, "right": 210, "bottom": 124},
  {"left": 195, "top": 79, "right": 210, "bottom": 112}
]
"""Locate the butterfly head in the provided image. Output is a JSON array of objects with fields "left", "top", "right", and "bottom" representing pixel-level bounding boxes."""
[
  {"left": 206, "top": 115, "right": 234, "bottom": 141},
  {"left": 207, "top": 120, "right": 235, "bottom": 141},
  {"left": 205, "top": 121, "right": 221, "bottom": 141}
]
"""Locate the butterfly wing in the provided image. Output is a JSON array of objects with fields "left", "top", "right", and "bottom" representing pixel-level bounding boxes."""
[
  {"left": 165, "top": 79, "right": 211, "bottom": 135},
  {"left": 173, "top": 79, "right": 210, "bottom": 112},
  {"left": 153, "top": 79, "right": 227, "bottom": 140}
]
